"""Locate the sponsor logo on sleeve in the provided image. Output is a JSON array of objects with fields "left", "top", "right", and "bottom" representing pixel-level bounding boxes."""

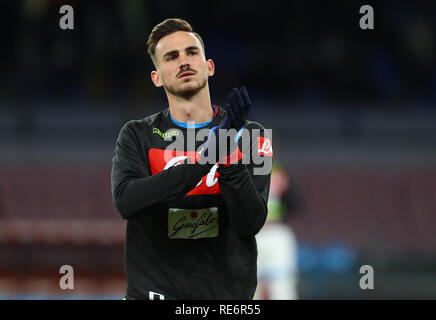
[{"left": 257, "top": 137, "right": 273, "bottom": 157}]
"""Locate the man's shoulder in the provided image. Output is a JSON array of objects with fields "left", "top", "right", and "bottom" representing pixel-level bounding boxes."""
[
  {"left": 244, "top": 120, "right": 272, "bottom": 142},
  {"left": 121, "top": 109, "right": 169, "bottom": 133},
  {"left": 142, "top": 108, "right": 170, "bottom": 125},
  {"left": 245, "top": 120, "right": 266, "bottom": 131}
]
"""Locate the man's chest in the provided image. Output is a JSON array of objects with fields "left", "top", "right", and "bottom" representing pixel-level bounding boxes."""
[{"left": 145, "top": 128, "right": 221, "bottom": 195}]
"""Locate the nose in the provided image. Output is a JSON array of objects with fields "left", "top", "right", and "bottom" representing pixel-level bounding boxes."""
[
  {"left": 179, "top": 52, "right": 190, "bottom": 69},
  {"left": 179, "top": 62, "right": 190, "bottom": 71}
]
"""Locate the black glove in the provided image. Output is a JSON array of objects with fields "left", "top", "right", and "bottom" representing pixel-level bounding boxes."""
[{"left": 202, "top": 86, "right": 251, "bottom": 163}]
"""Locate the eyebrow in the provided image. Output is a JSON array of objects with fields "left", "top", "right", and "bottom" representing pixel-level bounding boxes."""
[{"left": 162, "top": 46, "right": 201, "bottom": 59}]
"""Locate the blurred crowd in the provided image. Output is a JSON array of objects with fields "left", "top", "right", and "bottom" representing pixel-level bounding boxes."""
[{"left": 0, "top": 0, "right": 435, "bottom": 107}]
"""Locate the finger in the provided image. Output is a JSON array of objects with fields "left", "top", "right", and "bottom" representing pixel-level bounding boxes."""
[
  {"left": 222, "top": 102, "right": 233, "bottom": 124},
  {"left": 223, "top": 90, "right": 235, "bottom": 117},
  {"left": 233, "top": 87, "right": 244, "bottom": 107},
  {"left": 226, "top": 88, "right": 238, "bottom": 104},
  {"left": 230, "top": 103, "right": 244, "bottom": 129},
  {"left": 227, "top": 103, "right": 240, "bottom": 129},
  {"left": 230, "top": 89, "right": 245, "bottom": 120},
  {"left": 239, "top": 86, "right": 250, "bottom": 107},
  {"left": 239, "top": 86, "right": 251, "bottom": 115},
  {"left": 227, "top": 102, "right": 236, "bottom": 122}
]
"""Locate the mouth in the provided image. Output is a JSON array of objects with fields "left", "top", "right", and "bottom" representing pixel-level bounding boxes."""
[{"left": 178, "top": 71, "right": 196, "bottom": 78}]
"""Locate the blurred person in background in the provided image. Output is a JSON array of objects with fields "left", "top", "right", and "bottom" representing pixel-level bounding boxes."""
[
  {"left": 255, "top": 160, "right": 302, "bottom": 300},
  {"left": 111, "top": 18, "right": 272, "bottom": 300}
]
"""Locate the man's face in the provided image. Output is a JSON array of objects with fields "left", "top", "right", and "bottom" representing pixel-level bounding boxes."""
[{"left": 151, "top": 31, "right": 214, "bottom": 99}]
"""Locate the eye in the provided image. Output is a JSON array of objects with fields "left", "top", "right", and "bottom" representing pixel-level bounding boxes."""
[{"left": 188, "top": 51, "right": 198, "bottom": 56}]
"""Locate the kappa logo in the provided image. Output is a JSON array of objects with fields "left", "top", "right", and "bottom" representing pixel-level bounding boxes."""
[
  {"left": 153, "top": 127, "right": 180, "bottom": 140},
  {"left": 257, "top": 137, "right": 273, "bottom": 157}
]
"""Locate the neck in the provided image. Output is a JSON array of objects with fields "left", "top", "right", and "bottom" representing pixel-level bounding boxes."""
[{"left": 167, "top": 85, "right": 213, "bottom": 124}]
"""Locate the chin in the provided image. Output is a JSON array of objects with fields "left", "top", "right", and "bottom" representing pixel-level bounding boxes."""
[
  {"left": 166, "top": 78, "right": 207, "bottom": 99},
  {"left": 179, "top": 86, "right": 202, "bottom": 99},
  {"left": 180, "top": 82, "right": 200, "bottom": 92}
]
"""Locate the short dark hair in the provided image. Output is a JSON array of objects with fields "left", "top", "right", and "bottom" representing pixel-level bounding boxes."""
[{"left": 146, "top": 18, "right": 205, "bottom": 63}]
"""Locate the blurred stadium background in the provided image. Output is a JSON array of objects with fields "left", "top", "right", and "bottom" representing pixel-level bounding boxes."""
[{"left": 0, "top": 0, "right": 435, "bottom": 299}]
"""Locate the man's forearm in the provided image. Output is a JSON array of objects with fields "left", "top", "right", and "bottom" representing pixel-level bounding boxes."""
[
  {"left": 112, "top": 162, "right": 213, "bottom": 219},
  {"left": 218, "top": 165, "right": 268, "bottom": 236}
]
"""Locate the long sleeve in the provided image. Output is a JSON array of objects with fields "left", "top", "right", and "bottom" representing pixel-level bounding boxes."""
[
  {"left": 111, "top": 122, "right": 212, "bottom": 219},
  {"left": 217, "top": 124, "right": 272, "bottom": 236},
  {"left": 217, "top": 164, "right": 271, "bottom": 236}
]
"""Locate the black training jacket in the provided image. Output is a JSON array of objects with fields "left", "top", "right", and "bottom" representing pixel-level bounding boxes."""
[{"left": 111, "top": 105, "right": 272, "bottom": 299}]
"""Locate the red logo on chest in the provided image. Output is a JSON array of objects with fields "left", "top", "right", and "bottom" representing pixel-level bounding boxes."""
[{"left": 148, "top": 148, "right": 221, "bottom": 195}]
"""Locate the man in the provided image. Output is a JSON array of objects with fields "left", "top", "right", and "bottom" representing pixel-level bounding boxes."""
[
  {"left": 255, "top": 161, "right": 302, "bottom": 300},
  {"left": 111, "top": 18, "right": 272, "bottom": 300}
]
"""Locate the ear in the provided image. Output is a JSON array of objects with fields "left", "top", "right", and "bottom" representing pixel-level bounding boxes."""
[
  {"left": 207, "top": 59, "right": 215, "bottom": 77},
  {"left": 151, "top": 70, "right": 163, "bottom": 87}
]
